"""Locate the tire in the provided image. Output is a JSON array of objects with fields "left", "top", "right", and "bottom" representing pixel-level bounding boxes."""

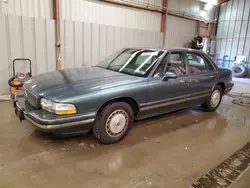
[
  {"left": 92, "top": 102, "right": 134, "bottom": 144},
  {"left": 202, "top": 85, "right": 222, "bottom": 112},
  {"left": 233, "top": 64, "right": 247, "bottom": 78}
]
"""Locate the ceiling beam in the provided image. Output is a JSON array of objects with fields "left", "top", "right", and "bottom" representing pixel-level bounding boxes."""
[
  {"left": 218, "top": 0, "right": 230, "bottom": 5},
  {"left": 99, "top": 0, "right": 164, "bottom": 13}
]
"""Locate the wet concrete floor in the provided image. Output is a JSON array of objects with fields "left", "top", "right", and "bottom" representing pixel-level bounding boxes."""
[{"left": 0, "top": 82, "right": 250, "bottom": 188}]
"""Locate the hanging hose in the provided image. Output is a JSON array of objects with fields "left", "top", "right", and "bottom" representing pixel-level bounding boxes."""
[{"left": 227, "top": 92, "right": 250, "bottom": 107}]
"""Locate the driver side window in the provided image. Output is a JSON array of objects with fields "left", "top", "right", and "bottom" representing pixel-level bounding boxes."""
[{"left": 154, "top": 52, "right": 186, "bottom": 77}]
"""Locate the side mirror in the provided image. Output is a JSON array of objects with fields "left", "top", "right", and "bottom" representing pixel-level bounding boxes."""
[{"left": 162, "top": 72, "right": 177, "bottom": 81}]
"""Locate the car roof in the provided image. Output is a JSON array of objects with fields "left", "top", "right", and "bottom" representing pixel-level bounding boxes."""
[
  {"left": 126, "top": 47, "right": 203, "bottom": 54},
  {"left": 167, "top": 47, "right": 202, "bottom": 53}
]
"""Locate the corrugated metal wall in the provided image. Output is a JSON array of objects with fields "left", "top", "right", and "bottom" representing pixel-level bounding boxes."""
[
  {"left": 0, "top": 15, "right": 56, "bottom": 94},
  {"left": 0, "top": 0, "right": 164, "bottom": 94},
  {"left": 216, "top": 0, "right": 250, "bottom": 66},
  {"left": 61, "top": 0, "right": 162, "bottom": 31},
  {"left": 164, "top": 0, "right": 217, "bottom": 49},
  {"left": 0, "top": 0, "right": 213, "bottom": 94},
  {"left": 165, "top": 15, "right": 196, "bottom": 48},
  {"left": 200, "top": 26, "right": 207, "bottom": 37},
  {"left": 0, "top": 16, "right": 163, "bottom": 94},
  {"left": 60, "top": 20, "right": 163, "bottom": 68},
  {"left": 168, "top": 0, "right": 216, "bottom": 21},
  {"left": 0, "top": 0, "right": 53, "bottom": 19}
]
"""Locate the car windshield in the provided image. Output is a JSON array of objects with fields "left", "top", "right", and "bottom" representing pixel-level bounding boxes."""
[{"left": 96, "top": 49, "right": 165, "bottom": 77}]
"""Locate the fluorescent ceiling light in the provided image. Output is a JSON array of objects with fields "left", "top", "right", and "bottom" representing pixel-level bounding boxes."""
[
  {"left": 200, "top": 0, "right": 217, "bottom": 5},
  {"left": 204, "top": 3, "right": 213, "bottom": 10}
]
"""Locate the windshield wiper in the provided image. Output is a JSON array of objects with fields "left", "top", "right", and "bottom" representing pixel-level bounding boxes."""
[{"left": 119, "top": 69, "right": 144, "bottom": 77}]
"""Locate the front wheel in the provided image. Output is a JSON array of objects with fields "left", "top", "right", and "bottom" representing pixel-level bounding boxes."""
[
  {"left": 92, "top": 102, "right": 134, "bottom": 144},
  {"left": 202, "top": 85, "right": 222, "bottom": 112}
]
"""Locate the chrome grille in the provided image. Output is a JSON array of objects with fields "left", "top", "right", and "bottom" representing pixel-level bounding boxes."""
[{"left": 25, "top": 89, "right": 39, "bottom": 108}]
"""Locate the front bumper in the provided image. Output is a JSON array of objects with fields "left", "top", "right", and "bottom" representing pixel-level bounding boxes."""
[{"left": 14, "top": 94, "right": 95, "bottom": 135}]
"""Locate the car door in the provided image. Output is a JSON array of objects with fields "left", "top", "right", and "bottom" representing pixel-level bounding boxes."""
[
  {"left": 143, "top": 52, "right": 191, "bottom": 117},
  {"left": 183, "top": 52, "right": 218, "bottom": 106}
]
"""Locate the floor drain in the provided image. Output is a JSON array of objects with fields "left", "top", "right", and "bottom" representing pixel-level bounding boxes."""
[{"left": 189, "top": 142, "right": 250, "bottom": 188}]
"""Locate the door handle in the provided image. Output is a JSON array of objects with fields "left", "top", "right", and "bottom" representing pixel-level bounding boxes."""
[
  {"left": 179, "top": 80, "right": 189, "bottom": 85},
  {"left": 210, "top": 76, "right": 216, "bottom": 79}
]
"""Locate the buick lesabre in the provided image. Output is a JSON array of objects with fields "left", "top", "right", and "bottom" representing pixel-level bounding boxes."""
[{"left": 14, "top": 48, "right": 234, "bottom": 144}]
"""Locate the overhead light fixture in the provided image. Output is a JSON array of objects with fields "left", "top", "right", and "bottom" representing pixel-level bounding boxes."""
[
  {"left": 204, "top": 2, "right": 213, "bottom": 10},
  {"left": 200, "top": 0, "right": 217, "bottom": 5}
]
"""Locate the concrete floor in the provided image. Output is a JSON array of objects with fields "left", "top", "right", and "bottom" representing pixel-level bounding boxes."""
[{"left": 0, "top": 82, "right": 250, "bottom": 188}]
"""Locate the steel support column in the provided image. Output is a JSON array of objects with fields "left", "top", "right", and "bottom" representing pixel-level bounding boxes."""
[
  {"left": 161, "top": 0, "right": 167, "bottom": 46},
  {"left": 53, "top": 0, "right": 61, "bottom": 70}
]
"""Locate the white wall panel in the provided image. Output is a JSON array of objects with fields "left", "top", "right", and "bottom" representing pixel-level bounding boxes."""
[
  {"left": 22, "top": 16, "right": 36, "bottom": 74},
  {"left": 0, "top": 14, "right": 56, "bottom": 94},
  {"left": 220, "top": 39, "right": 226, "bottom": 58},
  {"left": 219, "top": 3, "right": 226, "bottom": 22},
  {"left": 61, "top": 20, "right": 163, "bottom": 68},
  {"left": 8, "top": 15, "right": 23, "bottom": 72},
  {"left": 230, "top": 39, "right": 238, "bottom": 59},
  {"left": 200, "top": 27, "right": 206, "bottom": 37},
  {"left": 224, "top": 0, "right": 232, "bottom": 21},
  {"left": 0, "top": 0, "right": 53, "bottom": 19},
  {"left": 61, "top": 0, "right": 161, "bottom": 32},
  {"left": 99, "top": 24, "right": 107, "bottom": 61},
  {"left": 225, "top": 40, "right": 232, "bottom": 57},
  {"left": 236, "top": 0, "right": 244, "bottom": 20},
  {"left": 243, "top": 39, "right": 250, "bottom": 56},
  {"left": 227, "top": 20, "right": 235, "bottom": 38},
  {"left": 237, "top": 39, "right": 245, "bottom": 56},
  {"left": 60, "top": 20, "right": 66, "bottom": 69},
  {"left": 91, "top": 23, "right": 100, "bottom": 65},
  {"left": 34, "top": 19, "right": 47, "bottom": 74},
  {"left": 168, "top": 0, "right": 179, "bottom": 10},
  {"left": 215, "top": 40, "right": 222, "bottom": 59},
  {"left": 74, "top": 21, "right": 83, "bottom": 68},
  {"left": 0, "top": 15, "right": 10, "bottom": 94},
  {"left": 21, "top": 0, "right": 28, "bottom": 17},
  {"left": 46, "top": 19, "right": 56, "bottom": 72},
  {"left": 107, "top": 26, "right": 114, "bottom": 56},
  {"left": 168, "top": 0, "right": 216, "bottom": 21},
  {"left": 83, "top": 23, "right": 92, "bottom": 67},
  {"left": 113, "top": 26, "right": 121, "bottom": 52},
  {"left": 179, "top": 0, "right": 191, "bottom": 13},
  {"left": 64, "top": 20, "right": 74, "bottom": 69},
  {"left": 33, "top": 0, "right": 40, "bottom": 18},
  {"left": 216, "top": 0, "right": 250, "bottom": 66},
  {"left": 165, "top": 15, "right": 196, "bottom": 48}
]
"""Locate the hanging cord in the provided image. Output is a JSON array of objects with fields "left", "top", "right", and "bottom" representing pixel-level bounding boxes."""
[{"left": 227, "top": 92, "right": 250, "bottom": 107}]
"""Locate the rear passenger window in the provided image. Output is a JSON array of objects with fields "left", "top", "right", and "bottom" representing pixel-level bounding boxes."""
[{"left": 186, "top": 54, "right": 214, "bottom": 74}]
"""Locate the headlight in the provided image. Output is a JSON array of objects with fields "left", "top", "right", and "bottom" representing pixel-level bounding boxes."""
[{"left": 40, "top": 98, "right": 77, "bottom": 115}]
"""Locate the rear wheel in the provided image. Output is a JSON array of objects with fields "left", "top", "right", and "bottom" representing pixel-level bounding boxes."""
[
  {"left": 92, "top": 102, "right": 134, "bottom": 144},
  {"left": 202, "top": 85, "right": 222, "bottom": 112}
]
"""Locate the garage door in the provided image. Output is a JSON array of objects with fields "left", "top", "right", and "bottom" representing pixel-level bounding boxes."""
[{"left": 165, "top": 15, "right": 196, "bottom": 49}]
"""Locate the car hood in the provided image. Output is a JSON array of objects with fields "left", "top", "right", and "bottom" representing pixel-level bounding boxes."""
[{"left": 24, "top": 67, "right": 145, "bottom": 100}]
